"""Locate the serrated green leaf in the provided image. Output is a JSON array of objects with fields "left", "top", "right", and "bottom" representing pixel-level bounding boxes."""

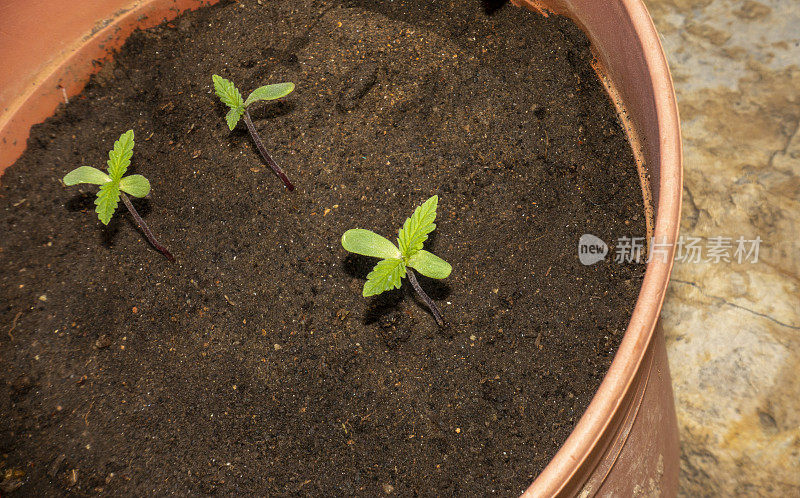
[
  {"left": 244, "top": 82, "right": 295, "bottom": 107},
  {"left": 398, "top": 195, "right": 438, "bottom": 258},
  {"left": 119, "top": 174, "right": 151, "bottom": 198},
  {"left": 407, "top": 250, "right": 451, "bottom": 279},
  {"left": 225, "top": 107, "right": 244, "bottom": 130},
  {"left": 63, "top": 166, "right": 110, "bottom": 186},
  {"left": 106, "top": 130, "right": 134, "bottom": 181},
  {"left": 95, "top": 181, "right": 121, "bottom": 225},
  {"left": 363, "top": 258, "right": 406, "bottom": 297},
  {"left": 213, "top": 74, "right": 245, "bottom": 111},
  {"left": 342, "top": 229, "right": 401, "bottom": 260}
]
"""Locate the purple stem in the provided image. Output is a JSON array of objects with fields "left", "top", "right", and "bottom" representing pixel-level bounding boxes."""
[
  {"left": 407, "top": 268, "right": 445, "bottom": 327},
  {"left": 242, "top": 109, "right": 295, "bottom": 191},
  {"left": 120, "top": 193, "right": 174, "bottom": 261}
]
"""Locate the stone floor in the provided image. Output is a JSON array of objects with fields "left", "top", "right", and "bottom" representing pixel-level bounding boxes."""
[{"left": 643, "top": 0, "right": 800, "bottom": 496}]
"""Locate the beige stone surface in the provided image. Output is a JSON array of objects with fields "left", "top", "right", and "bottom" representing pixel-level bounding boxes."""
[{"left": 644, "top": 0, "right": 800, "bottom": 495}]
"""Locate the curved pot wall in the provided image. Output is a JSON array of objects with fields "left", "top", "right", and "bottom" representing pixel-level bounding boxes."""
[{"left": 511, "top": 1, "right": 683, "bottom": 496}]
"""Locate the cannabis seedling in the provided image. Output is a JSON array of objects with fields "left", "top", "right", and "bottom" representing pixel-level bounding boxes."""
[
  {"left": 63, "top": 130, "right": 174, "bottom": 261},
  {"left": 212, "top": 74, "right": 296, "bottom": 191},
  {"left": 342, "top": 195, "right": 452, "bottom": 326}
]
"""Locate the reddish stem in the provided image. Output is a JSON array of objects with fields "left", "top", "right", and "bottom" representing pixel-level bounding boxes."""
[
  {"left": 242, "top": 110, "right": 295, "bottom": 191},
  {"left": 407, "top": 268, "right": 445, "bottom": 327},
  {"left": 120, "top": 193, "right": 174, "bottom": 261}
]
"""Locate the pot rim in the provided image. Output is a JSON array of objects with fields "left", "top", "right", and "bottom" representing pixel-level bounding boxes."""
[{"left": 520, "top": 0, "right": 682, "bottom": 495}]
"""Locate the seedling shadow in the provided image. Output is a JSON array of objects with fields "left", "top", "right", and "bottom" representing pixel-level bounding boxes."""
[
  {"left": 483, "top": 0, "right": 509, "bottom": 15},
  {"left": 248, "top": 101, "right": 295, "bottom": 121},
  {"left": 67, "top": 193, "right": 153, "bottom": 250},
  {"left": 127, "top": 196, "right": 152, "bottom": 218},
  {"left": 342, "top": 253, "right": 452, "bottom": 325},
  {"left": 96, "top": 217, "right": 119, "bottom": 248},
  {"left": 66, "top": 193, "right": 118, "bottom": 249},
  {"left": 343, "top": 253, "right": 371, "bottom": 279},
  {"left": 412, "top": 274, "right": 451, "bottom": 302},
  {"left": 364, "top": 290, "right": 405, "bottom": 325},
  {"left": 65, "top": 192, "right": 95, "bottom": 212},
  {"left": 343, "top": 253, "right": 403, "bottom": 324}
]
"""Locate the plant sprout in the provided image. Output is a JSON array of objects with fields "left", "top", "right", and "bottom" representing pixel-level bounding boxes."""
[
  {"left": 63, "top": 130, "right": 174, "bottom": 261},
  {"left": 212, "top": 74, "right": 296, "bottom": 191},
  {"left": 342, "top": 195, "right": 452, "bottom": 326}
]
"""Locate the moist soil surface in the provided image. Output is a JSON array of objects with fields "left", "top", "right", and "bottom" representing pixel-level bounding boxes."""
[{"left": 0, "top": 0, "right": 646, "bottom": 495}]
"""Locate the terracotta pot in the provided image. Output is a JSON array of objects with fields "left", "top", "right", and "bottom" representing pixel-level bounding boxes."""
[{"left": 0, "top": 0, "right": 682, "bottom": 495}]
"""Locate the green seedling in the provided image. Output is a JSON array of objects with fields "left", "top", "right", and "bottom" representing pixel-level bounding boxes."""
[
  {"left": 342, "top": 195, "right": 452, "bottom": 326},
  {"left": 63, "top": 130, "right": 174, "bottom": 261},
  {"left": 212, "top": 74, "right": 296, "bottom": 191}
]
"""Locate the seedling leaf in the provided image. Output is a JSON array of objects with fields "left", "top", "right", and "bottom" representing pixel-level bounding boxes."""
[
  {"left": 363, "top": 258, "right": 406, "bottom": 297},
  {"left": 245, "top": 82, "right": 295, "bottom": 107},
  {"left": 342, "top": 229, "right": 401, "bottom": 260},
  {"left": 212, "top": 74, "right": 245, "bottom": 111},
  {"left": 63, "top": 166, "right": 110, "bottom": 186},
  {"left": 95, "top": 182, "right": 120, "bottom": 225},
  {"left": 212, "top": 74, "right": 296, "bottom": 189},
  {"left": 119, "top": 174, "right": 151, "bottom": 198},
  {"left": 341, "top": 196, "right": 450, "bottom": 324},
  {"left": 226, "top": 107, "right": 245, "bottom": 131},
  {"left": 398, "top": 195, "right": 438, "bottom": 257},
  {"left": 408, "top": 250, "right": 452, "bottom": 279},
  {"left": 62, "top": 130, "right": 173, "bottom": 260},
  {"left": 107, "top": 130, "right": 135, "bottom": 181}
]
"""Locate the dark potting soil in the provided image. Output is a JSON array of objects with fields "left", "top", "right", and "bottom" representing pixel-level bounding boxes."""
[{"left": 0, "top": 0, "right": 647, "bottom": 495}]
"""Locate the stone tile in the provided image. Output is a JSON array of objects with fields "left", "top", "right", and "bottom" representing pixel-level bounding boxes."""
[{"left": 644, "top": 0, "right": 800, "bottom": 495}]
